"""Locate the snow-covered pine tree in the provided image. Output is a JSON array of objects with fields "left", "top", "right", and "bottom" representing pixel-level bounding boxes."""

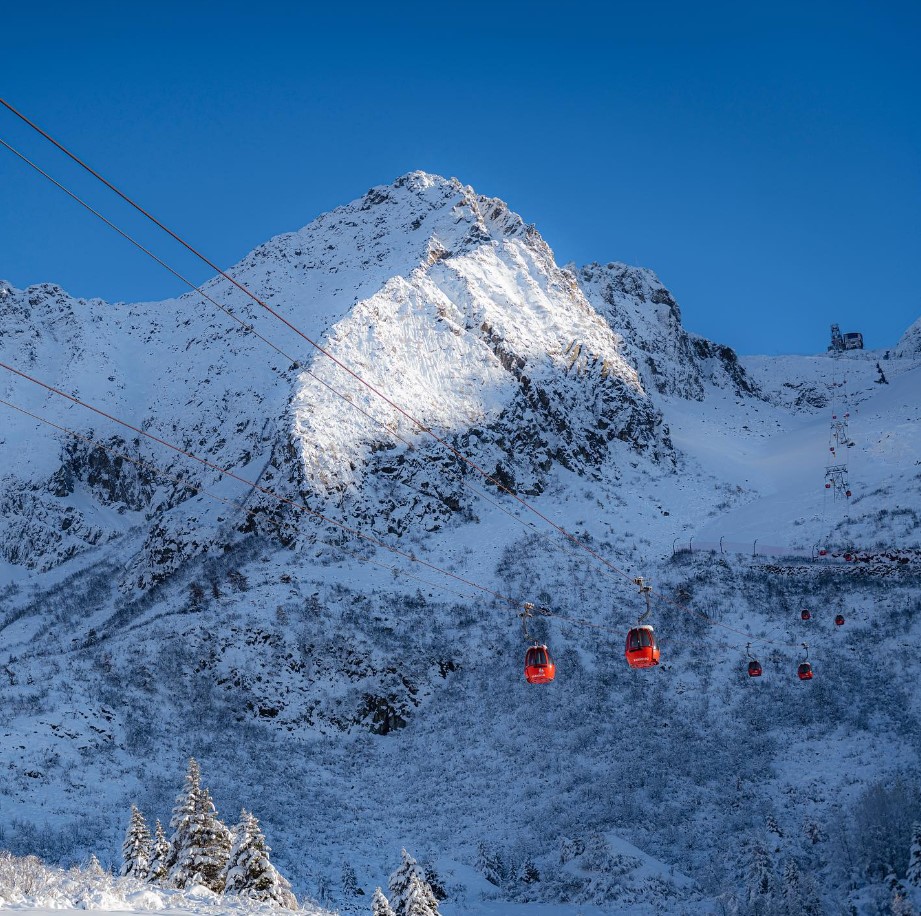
[
  {"left": 224, "top": 809, "right": 297, "bottom": 909},
  {"left": 474, "top": 842, "right": 505, "bottom": 886},
  {"left": 518, "top": 859, "right": 540, "bottom": 884},
  {"left": 372, "top": 887, "right": 396, "bottom": 916},
  {"left": 342, "top": 862, "right": 362, "bottom": 897},
  {"left": 147, "top": 820, "right": 171, "bottom": 883},
  {"left": 780, "top": 858, "right": 801, "bottom": 915},
  {"left": 167, "top": 757, "right": 201, "bottom": 875},
  {"left": 167, "top": 759, "right": 231, "bottom": 891},
  {"left": 745, "top": 841, "right": 777, "bottom": 916},
  {"left": 388, "top": 849, "right": 440, "bottom": 916},
  {"left": 908, "top": 822, "right": 921, "bottom": 886},
  {"left": 171, "top": 785, "right": 232, "bottom": 891},
  {"left": 121, "top": 804, "right": 151, "bottom": 879},
  {"left": 404, "top": 875, "right": 441, "bottom": 916}
]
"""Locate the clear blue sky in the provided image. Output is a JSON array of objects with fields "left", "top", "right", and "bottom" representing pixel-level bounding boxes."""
[{"left": 2, "top": 0, "right": 919, "bottom": 354}]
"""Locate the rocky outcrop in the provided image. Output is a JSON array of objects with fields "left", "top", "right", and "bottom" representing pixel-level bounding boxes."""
[{"left": 575, "top": 261, "right": 760, "bottom": 400}]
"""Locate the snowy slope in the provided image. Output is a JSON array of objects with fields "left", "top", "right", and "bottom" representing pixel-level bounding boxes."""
[
  {"left": 0, "top": 173, "right": 671, "bottom": 584},
  {"left": 1, "top": 173, "right": 921, "bottom": 915}
]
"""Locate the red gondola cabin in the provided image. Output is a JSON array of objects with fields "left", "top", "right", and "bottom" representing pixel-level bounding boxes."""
[
  {"left": 748, "top": 660, "right": 763, "bottom": 677},
  {"left": 835, "top": 614, "right": 845, "bottom": 626},
  {"left": 801, "top": 609, "right": 811, "bottom": 621},
  {"left": 798, "top": 662, "right": 814, "bottom": 680},
  {"left": 524, "top": 645, "right": 555, "bottom": 684},
  {"left": 625, "top": 625, "right": 660, "bottom": 669}
]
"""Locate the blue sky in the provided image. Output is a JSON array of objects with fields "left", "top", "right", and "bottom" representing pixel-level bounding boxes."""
[{"left": 2, "top": 0, "right": 919, "bottom": 354}]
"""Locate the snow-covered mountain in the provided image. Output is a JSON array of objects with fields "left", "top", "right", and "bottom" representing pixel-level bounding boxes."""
[{"left": 1, "top": 172, "right": 920, "bottom": 916}]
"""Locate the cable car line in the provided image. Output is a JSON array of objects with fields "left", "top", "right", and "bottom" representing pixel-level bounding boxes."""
[
  {"left": 0, "top": 396, "right": 482, "bottom": 607},
  {"left": 0, "top": 360, "right": 815, "bottom": 668},
  {"left": 0, "top": 101, "right": 811, "bottom": 656},
  {"left": 0, "top": 125, "right": 686, "bottom": 628},
  {"left": 0, "top": 98, "right": 665, "bottom": 591},
  {"left": 0, "top": 135, "right": 562, "bottom": 562},
  {"left": 0, "top": 379, "right": 675, "bottom": 651},
  {"left": 0, "top": 360, "right": 521, "bottom": 608}
]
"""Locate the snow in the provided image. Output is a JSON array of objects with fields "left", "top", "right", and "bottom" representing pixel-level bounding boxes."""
[{"left": 1, "top": 171, "right": 920, "bottom": 914}]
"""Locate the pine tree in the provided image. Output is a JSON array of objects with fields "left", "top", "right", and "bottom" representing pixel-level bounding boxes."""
[
  {"left": 518, "top": 859, "right": 540, "bottom": 884},
  {"left": 175, "top": 786, "right": 231, "bottom": 891},
  {"left": 404, "top": 875, "right": 440, "bottom": 916},
  {"left": 474, "top": 841, "right": 505, "bottom": 886},
  {"left": 745, "top": 841, "right": 777, "bottom": 916},
  {"left": 781, "top": 858, "right": 801, "bottom": 916},
  {"left": 224, "top": 809, "right": 297, "bottom": 909},
  {"left": 147, "top": 820, "right": 171, "bottom": 884},
  {"left": 372, "top": 887, "right": 396, "bottom": 916},
  {"left": 121, "top": 804, "right": 151, "bottom": 879},
  {"left": 388, "top": 849, "right": 440, "bottom": 916},
  {"left": 342, "top": 862, "right": 363, "bottom": 897},
  {"left": 167, "top": 757, "right": 201, "bottom": 875},
  {"left": 168, "top": 759, "right": 232, "bottom": 892},
  {"left": 908, "top": 822, "right": 921, "bottom": 886}
]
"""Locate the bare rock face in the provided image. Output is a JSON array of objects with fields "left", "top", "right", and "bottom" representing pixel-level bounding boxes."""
[
  {"left": 575, "top": 261, "right": 759, "bottom": 400},
  {"left": 895, "top": 315, "right": 921, "bottom": 358}
]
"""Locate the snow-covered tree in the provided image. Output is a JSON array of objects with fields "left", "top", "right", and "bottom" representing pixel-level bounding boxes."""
[
  {"left": 121, "top": 804, "right": 151, "bottom": 879},
  {"left": 372, "top": 886, "right": 396, "bottom": 916},
  {"left": 474, "top": 841, "right": 505, "bottom": 886},
  {"left": 147, "top": 820, "right": 170, "bottom": 883},
  {"left": 342, "top": 862, "right": 362, "bottom": 897},
  {"left": 224, "top": 809, "right": 296, "bottom": 909},
  {"left": 167, "top": 757, "right": 201, "bottom": 874},
  {"left": 908, "top": 822, "right": 921, "bottom": 886},
  {"left": 518, "top": 859, "right": 540, "bottom": 884},
  {"left": 388, "top": 849, "right": 440, "bottom": 916},
  {"left": 167, "top": 759, "right": 231, "bottom": 891},
  {"left": 404, "top": 875, "right": 440, "bottom": 916},
  {"left": 745, "top": 841, "right": 777, "bottom": 916}
]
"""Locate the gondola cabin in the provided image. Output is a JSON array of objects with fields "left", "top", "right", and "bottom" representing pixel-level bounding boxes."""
[
  {"left": 748, "top": 660, "right": 763, "bottom": 677},
  {"left": 798, "top": 662, "right": 814, "bottom": 680},
  {"left": 524, "top": 644, "right": 555, "bottom": 684},
  {"left": 801, "top": 609, "right": 811, "bottom": 621},
  {"left": 835, "top": 614, "right": 845, "bottom": 626},
  {"left": 625, "top": 625, "right": 660, "bottom": 669}
]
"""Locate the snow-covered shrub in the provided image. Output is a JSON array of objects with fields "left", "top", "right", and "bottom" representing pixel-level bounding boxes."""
[{"left": 850, "top": 775, "right": 921, "bottom": 880}]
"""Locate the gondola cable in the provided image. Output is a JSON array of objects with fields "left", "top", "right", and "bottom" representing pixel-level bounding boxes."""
[
  {"left": 0, "top": 102, "right": 810, "bottom": 655},
  {"left": 0, "top": 396, "right": 484, "bottom": 609}
]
